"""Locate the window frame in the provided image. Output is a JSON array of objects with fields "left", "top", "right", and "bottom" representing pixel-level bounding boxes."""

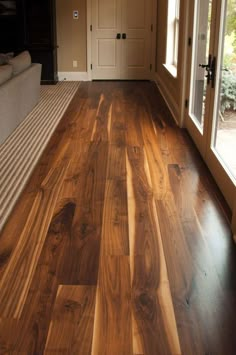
[{"left": 165, "top": 0, "right": 180, "bottom": 77}]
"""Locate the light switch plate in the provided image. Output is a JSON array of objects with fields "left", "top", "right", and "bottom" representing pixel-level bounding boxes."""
[{"left": 73, "top": 10, "right": 79, "bottom": 19}]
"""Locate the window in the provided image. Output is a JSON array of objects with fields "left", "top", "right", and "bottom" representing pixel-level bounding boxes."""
[{"left": 165, "top": 0, "right": 180, "bottom": 77}]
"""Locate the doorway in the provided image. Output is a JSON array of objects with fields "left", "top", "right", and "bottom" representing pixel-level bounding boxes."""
[
  {"left": 88, "top": 0, "right": 156, "bottom": 80},
  {"left": 185, "top": 0, "right": 236, "bottom": 230}
]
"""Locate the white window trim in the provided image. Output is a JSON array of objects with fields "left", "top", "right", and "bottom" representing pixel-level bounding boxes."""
[
  {"left": 163, "top": 63, "right": 177, "bottom": 77},
  {"left": 165, "top": 0, "right": 180, "bottom": 77}
]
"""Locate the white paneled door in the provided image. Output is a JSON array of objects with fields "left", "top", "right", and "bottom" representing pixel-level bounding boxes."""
[{"left": 91, "top": 0, "right": 153, "bottom": 79}]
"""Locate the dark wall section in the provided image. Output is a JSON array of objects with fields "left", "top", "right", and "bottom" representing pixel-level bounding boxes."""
[{"left": 0, "top": 0, "right": 58, "bottom": 83}]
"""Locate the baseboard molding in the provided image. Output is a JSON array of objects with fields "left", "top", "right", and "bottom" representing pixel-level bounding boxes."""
[
  {"left": 154, "top": 74, "right": 179, "bottom": 126},
  {"left": 58, "top": 72, "right": 89, "bottom": 81}
]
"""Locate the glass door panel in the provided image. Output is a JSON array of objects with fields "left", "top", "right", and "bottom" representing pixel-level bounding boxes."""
[
  {"left": 211, "top": 0, "right": 236, "bottom": 180},
  {"left": 189, "top": 0, "right": 213, "bottom": 131},
  {"left": 186, "top": 0, "right": 236, "bottom": 227}
]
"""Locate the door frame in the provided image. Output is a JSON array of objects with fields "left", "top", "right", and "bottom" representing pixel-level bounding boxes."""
[
  {"left": 184, "top": 0, "right": 219, "bottom": 157},
  {"left": 204, "top": 0, "right": 236, "bottom": 209},
  {"left": 86, "top": 0, "right": 157, "bottom": 81},
  {"left": 184, "top": 0, "right": 236, "bottom": 223}
]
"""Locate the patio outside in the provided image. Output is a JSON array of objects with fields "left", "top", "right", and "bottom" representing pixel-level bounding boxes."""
[{"left": 215, "top": 0, "right": 236, "bottom": 179}]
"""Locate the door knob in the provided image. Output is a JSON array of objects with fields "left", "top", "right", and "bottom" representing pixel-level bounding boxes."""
[
  {"left": 199, "top": 55, "right": 212, "bottom": 84},
  {"left": 199, "top": 64, "right": 210, "bottom": 69},
  {"left": 122, "top": 33, "right": 127, "bottom": 39},
  {"left": 199, "top": 54, "right": 216, "bottom": 88},
  {"left": 210, "top": 57, "right": 216, "bottom": 88},
  {"left": 116, "top": 33, "right": 121, "bottom": 39}
]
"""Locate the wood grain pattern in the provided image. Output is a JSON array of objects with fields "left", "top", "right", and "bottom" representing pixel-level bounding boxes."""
[
  {"left": 106, "top": 144, "right": 127, "bottom": 180},
  {"left": 102, "top": 179, "right": 129, "bottom": 256},
  {"left": 91, "top": 93, "right": 111, "bottom": 142},
  {"left": 158, "top": 165, "right": 236, "bottom": 354},
  {"left": 139, "top": 106, "right": 169, "bottom": 200},
  {"left": 45, "top": 285, "right": 96, "bottom": 354},
  {"left": 110, "top": 91, "right": 126, "bottom": 146},
  {"left": 0, "top": 160, "right": 70, "bottom": 318},
  {"left": 126, "top": 148, "right": 181, "bottom": 355},
  {"left": 0, "top": 202, "right": 76, "bottom": 353},
  {"left": 21, "top": 202, "right": 76, "bottom": 352},
  {"left": 69, "top": 141, "right": 108, "bottom": 285},
  {"left": 92, "top": 256, "right": 132, "bottom": 355},
  {"left": 0, "top": 81, "right": 235, "bottom": 354}
]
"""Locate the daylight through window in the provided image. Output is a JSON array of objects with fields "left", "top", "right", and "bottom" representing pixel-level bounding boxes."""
[{"left": 165, "top": 0, "right": 180, "bottom": 76}]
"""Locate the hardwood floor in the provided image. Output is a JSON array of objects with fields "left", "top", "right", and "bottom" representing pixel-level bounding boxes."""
[{"left": 0, "top": 81, "right": 236, "bottom": 354}]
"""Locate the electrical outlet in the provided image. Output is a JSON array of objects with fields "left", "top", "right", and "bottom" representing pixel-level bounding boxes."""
[{"left": 73, "top": 60, "right": 78, "bottom": 68}]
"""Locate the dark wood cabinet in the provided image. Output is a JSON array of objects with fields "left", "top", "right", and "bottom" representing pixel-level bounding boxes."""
[
  {"left": 23, "top": 0, "right": 58, "bottom": 83},
  {"left": 0, "top": 0, "right": 58, "bottom": 84},
  {"left": 0, "top": 0, "right": 25, "bottom": 53}
]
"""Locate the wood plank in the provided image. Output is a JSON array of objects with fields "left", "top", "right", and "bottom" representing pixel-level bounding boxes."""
[
  {"left": 155, "top": 195, "right": 236, "bottom": 354},
  {"left": 16, "top": 202, "right": 76, "bottom": 353},
  {"left": 0, "top": 318, "right": 23, "bottom": 354},
  {"left": 0, "top": 202, "right": 76, "bottom": 353},
  {"left": 168, "top": 161, "right": 234, "bottom": 286},
  {"left": 106, "top": 144, "right": 127, "bottom": 180},
  {"left": 0, "top": 159, "right": 70, "bottom": 319},
  {"left": 160, "top": 161, "right": 236, "bottom": 354},
  {"left": 168, "top": 163, "right": 194, "bottom": 222},
  {"left": 126, "top": 149, "right": 181, "bottom": 355},
  {"left": 67, "top": 141, "right": 109, "bottom": 285},
  {"left": 110, "top": 90, "right": 126, "bottom": 146},
  {"left": 139, "top": 105, "right": 169, "bottom": 200},
  {"left": 126, "top": 146, "right": 153, "bottom": 202},
  {"left": 91, "top": 256, "right": 132, "bottom": 355},
  {"left": 101, "top": 179, "right": 129, "bottom": 256},
  {"left": 44, "top": 285, "right": 96, "bottom": 354},
  {"left": 91, "top": 93, "right": 112, "bottom": 142},
  {"left": 125, "top": 98, "right": 144, "bottom": 148}
]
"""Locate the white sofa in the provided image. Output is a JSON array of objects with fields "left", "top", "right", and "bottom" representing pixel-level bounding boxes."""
[{"left": 0, "top": 51, "right": 42, "bottom": 145}]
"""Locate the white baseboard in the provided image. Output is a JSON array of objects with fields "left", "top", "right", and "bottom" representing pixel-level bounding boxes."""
[
  {"left": 154, "top": 74, "right": 179, "bottom": 126},
  {"left": 58, "top": 72, "right": 89, "bottom": 81}
]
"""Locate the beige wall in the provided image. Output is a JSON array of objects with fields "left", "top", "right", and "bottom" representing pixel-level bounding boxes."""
[
  {"left": 56, "top": 0, "right": 87, "bottom": 72},
  {"left": 155, "top": 0, "right": 188, "bottom": 125},
  {"left": 56, "top": 0, "right": 188, "bottom": 125}
]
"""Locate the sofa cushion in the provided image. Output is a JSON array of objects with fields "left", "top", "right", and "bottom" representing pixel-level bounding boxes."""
[
  {"left": 0, "top": 52, "right": 14, "bottom": 65},
  {"left": 9, "top": 51, "right": 31, "bottom": 75},
  {"left": 0, "top": 64, "right": 13, "bottom": 85}
]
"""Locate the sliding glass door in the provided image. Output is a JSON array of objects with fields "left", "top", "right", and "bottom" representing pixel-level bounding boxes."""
[{"left": 186, "top": 0, "right": 236, "bottom": 231}]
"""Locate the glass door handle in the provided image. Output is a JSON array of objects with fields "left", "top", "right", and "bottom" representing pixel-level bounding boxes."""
[
  {"left": 210, "top": 56, "right": 216, "bottom": 88},
  {"left": 199, "top": 55, "right": 212, "bottom": 84},
  {"left": 199, "top": 64, "right": 210, "bottom": 69},
  {"left": 199, "top": 63, "right": 211, "bottom": 84},
  {"left": 199, "top": 55, "right": 216, "bottom": 88}
]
